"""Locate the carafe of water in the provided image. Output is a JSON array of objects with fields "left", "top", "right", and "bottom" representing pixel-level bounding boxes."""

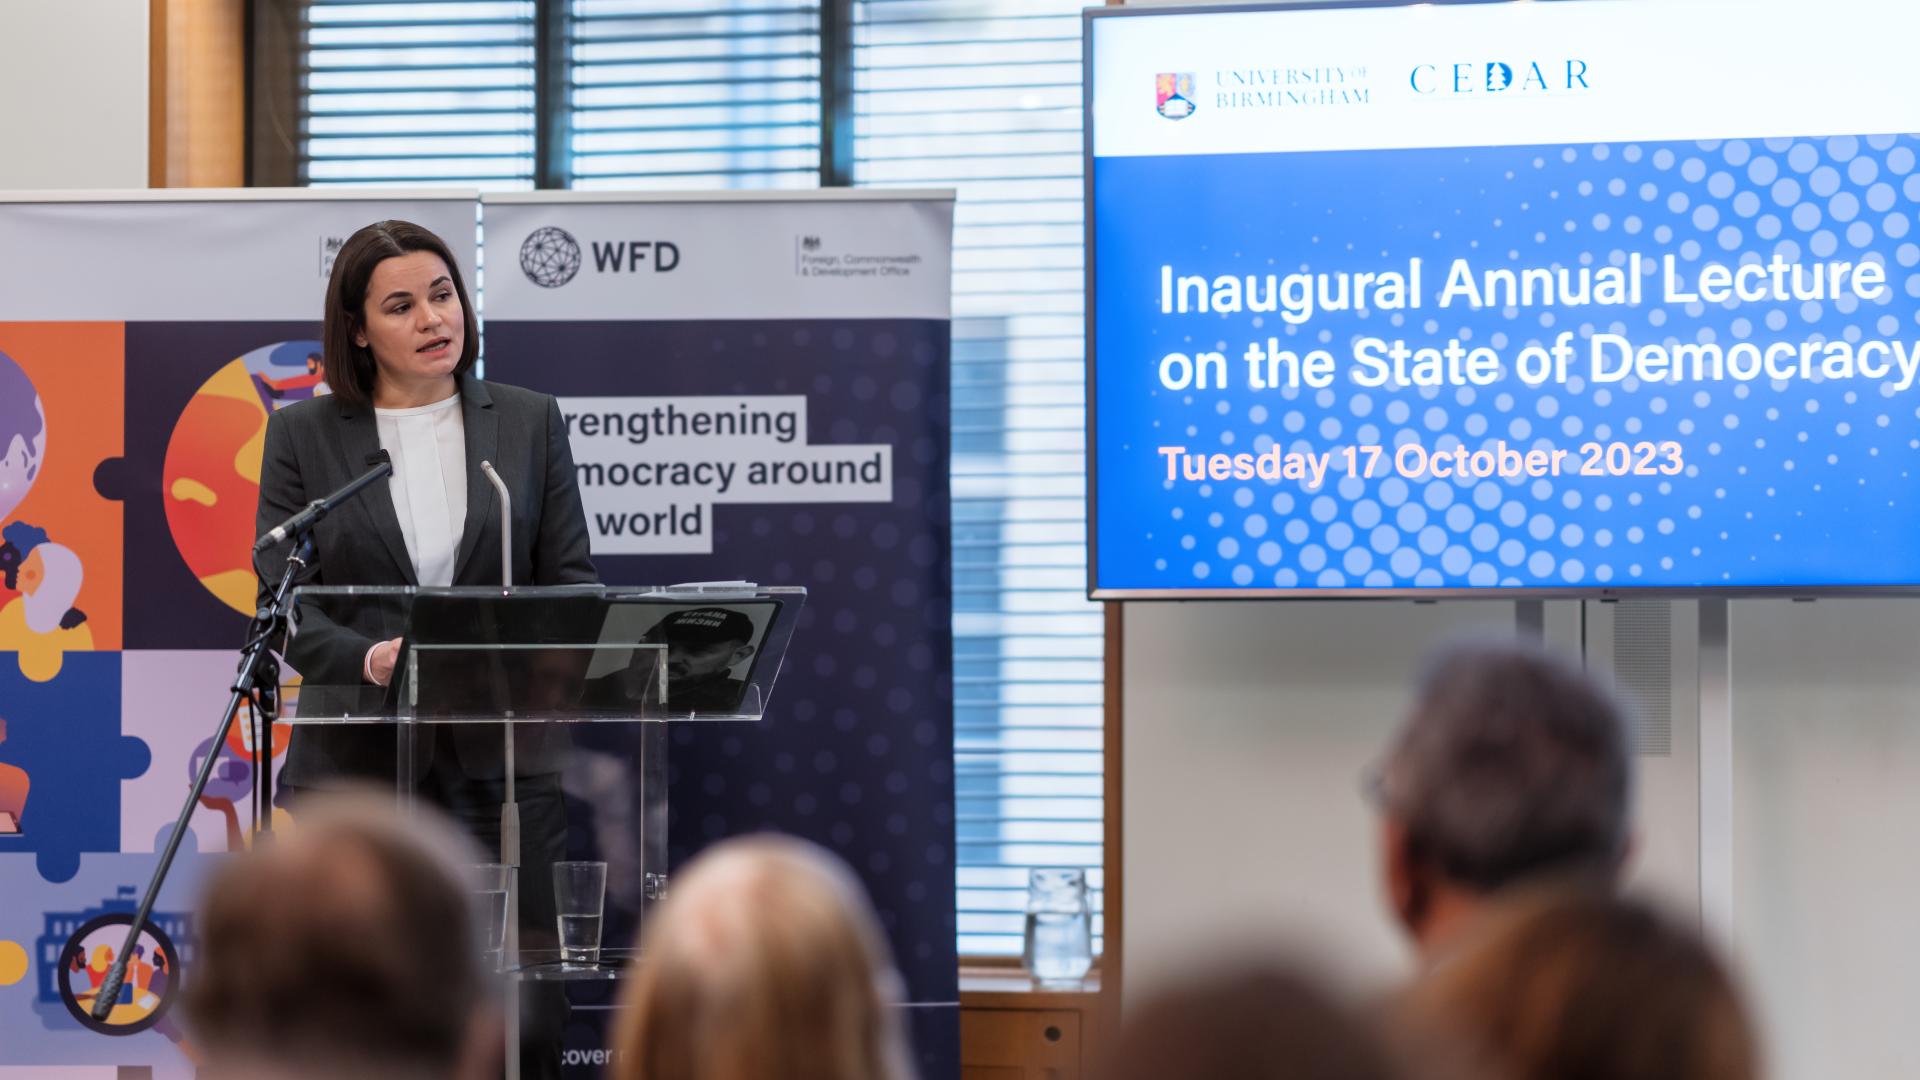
[{"left": 1022, "top": 867, "right": 1092, "bottom": 986}]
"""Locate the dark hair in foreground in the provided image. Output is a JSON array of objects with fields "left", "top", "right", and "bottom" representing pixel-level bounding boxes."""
[
  {"left": 322, "top": 219, "right": 479, "bottom": 408},
  {"left": 1094, "top": 965, "right": 1407, "bottom": 1080},
  {"left": 184, "top": 792, "right": 488, "bottom": 1077},
  {"left": 1376, "top": 640, "right": 1633, "bottom": 891},
  {"left": 1400, "top": 889, "right": 1761, "bottom": 1080}
]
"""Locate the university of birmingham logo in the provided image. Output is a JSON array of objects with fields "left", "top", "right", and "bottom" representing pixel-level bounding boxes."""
[{"left": 1156, "top": 73, "right": 1196, "bottom": 120}]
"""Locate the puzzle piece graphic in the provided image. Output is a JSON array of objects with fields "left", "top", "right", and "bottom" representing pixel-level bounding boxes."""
[
  {"left": 0, "top": 653, "right": 150, "bottom": 883},
  {"left": 0, "top": 843, "right": 211, "bottom": 1072},
  {"left": 0, "top": 324, "right": 127, "bottom": 680},
  {"left": 164, "top": 341, "right": 323, "bottom": 615},
  {"left": 123, "top": 323, "right": 325, "bottom": 650},
  {"left": 120, "top": 651, "right": 288, "bottom": 856}
]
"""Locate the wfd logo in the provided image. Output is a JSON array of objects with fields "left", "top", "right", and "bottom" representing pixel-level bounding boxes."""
[
  {"left": 519, "top": 227, "right": 682, "bottom": 289},
  {"left": 520, "top": 226, "right": 581, "bottom": 288}
]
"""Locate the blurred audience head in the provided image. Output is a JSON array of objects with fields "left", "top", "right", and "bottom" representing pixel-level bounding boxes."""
[
  {"left": 1398, "top": 888, "right": 1760, "bottom": 1080},
  {"left": 1369, "top": 639, "right": 1633, "bottom": 959},
  {"left": 1095, "top": 964, "right": 1411, "bottom": 1080},
  {"left": 185, "top": 791, "right": 496, "bottom": 1080},
  {"left": 612, "top": 833, "right": 913, "bottom": 1080}
]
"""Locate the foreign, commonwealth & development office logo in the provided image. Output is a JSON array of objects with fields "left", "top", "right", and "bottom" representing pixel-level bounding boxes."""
[
  {"left": 1156, "top": 73, "right": 1196, "bottom": 120},
  {"left": 520, "top": 226, "right": 582, "bottom": 288}
]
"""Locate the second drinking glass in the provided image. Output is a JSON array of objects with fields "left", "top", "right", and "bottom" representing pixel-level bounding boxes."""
[{"left": 552, "top": 860, "right": 607, "bottom": 966}]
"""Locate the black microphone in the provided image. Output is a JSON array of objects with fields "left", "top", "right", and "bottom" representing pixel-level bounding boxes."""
[{"left": 253, "top": 450, "right": 393, "bottom": 553}]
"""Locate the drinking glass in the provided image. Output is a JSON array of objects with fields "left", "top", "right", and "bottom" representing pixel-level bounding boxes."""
[
  {"left": 553, "top": 860, "right": 608, "bottom": 966},
  {"left": 469, "top": 863, "right": 512, "bottom": 973},
  {"left": 1022, "top": 867, "right": 1093, "bottom": 986}
]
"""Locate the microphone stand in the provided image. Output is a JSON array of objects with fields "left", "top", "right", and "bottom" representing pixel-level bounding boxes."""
[
  {"left": 482, "top": 461, "right": 517, "bottom": 876},
  {"left": 90, "top": 530, "right": 314, "bottom": 1019},
  {"left": 92, "top": 452, "right": 392, "bottom": 1020},
  {"left": 481, "top": 461, "right": 522, "bottom": 1080}
]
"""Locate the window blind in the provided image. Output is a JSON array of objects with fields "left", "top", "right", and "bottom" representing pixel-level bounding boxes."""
[
  {"left": 299, "top": 0, "right": 539, "bottom": 189},
  {"left": 566, "top": 0, "right": 823, "bottom": 190},
  {"left": 851, "top": 0, "right": 1104, "bottom": 958}
]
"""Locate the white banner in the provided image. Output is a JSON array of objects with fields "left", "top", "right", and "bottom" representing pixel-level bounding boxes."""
[
  {"left": 480, "top": 191, "right": 955, "bottom": 322},
  {"left": 480, "top": 190, "right": 953, "bottom": 558},
  {"left": 0, "top": 190, "right": 478, "bottom": 320}
]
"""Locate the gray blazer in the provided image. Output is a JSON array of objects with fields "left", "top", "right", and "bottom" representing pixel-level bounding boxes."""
[{"left": 254, "top": 372, "right": 598, "bottom": 789}]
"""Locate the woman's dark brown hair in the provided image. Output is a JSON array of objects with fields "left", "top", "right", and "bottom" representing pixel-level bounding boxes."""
[
  {"left": 322, "top": 219, "right": 479, "bottom": 408},
  {"left": 1399, "top": 888, "right": 1762, "bottom": 1080}
]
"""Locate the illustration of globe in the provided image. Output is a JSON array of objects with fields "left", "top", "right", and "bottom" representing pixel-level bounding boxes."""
[
  {"left": 163, "top": 341, "right": 324, "bottom": 615},
  {"left": 521, "top": 226, "right": 582, "bottom": 288},
  {"left": 0, "top": 350, "right": 46, "bottom": 525}
]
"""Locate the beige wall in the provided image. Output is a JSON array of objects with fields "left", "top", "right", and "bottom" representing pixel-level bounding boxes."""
[
  {"left": 1121, "top": 600, "right": 1519, "bottom": 994},
  {"left": 1122, "top": 597, "right": 1920, "bottom": 1079},
  {"left": 1729, "top": 599, "right": 1920, "bottom": 1080},
  {"left": 0, "top": 0, "right": 149, "bottom": 188}
]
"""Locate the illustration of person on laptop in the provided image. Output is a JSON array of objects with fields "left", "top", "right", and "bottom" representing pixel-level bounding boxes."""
[{"left": 253, "top": 351, "right": 329, "bottom": 404}]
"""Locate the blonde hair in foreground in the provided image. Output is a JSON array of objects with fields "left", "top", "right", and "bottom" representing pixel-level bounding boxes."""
[{"left": 613, "top": 834, "right": 915, "bottom": 1080}]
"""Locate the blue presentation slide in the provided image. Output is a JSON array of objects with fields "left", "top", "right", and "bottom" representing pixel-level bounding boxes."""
[
  {"left": 1094, "top": 135, "right": 1920, "bottom": 592},
  {"left": 1087, "top": 0, "right": 1920, "bottom": 595}
]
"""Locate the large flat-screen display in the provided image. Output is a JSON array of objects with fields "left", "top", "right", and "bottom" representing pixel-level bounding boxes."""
[{"left": 1087, "top": 0, "right": 1920, "bottom": 597}]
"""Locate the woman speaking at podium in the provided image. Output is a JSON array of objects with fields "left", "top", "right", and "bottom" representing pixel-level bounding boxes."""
[
  {"left": 252, "top": 219, "right": 595, "bottom": 1076},
  {"left": 255, "top": 217, "right": 597, "bottom": 794}
]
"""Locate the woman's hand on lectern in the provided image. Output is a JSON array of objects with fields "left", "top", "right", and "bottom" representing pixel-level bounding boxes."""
[{"left": 368, "top": 637, "right": 402, "bottom": 687}]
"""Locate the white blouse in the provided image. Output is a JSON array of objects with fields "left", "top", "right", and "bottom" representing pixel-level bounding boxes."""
[{"left": 374, "top": 393, "right": 467, "bottom": 587}]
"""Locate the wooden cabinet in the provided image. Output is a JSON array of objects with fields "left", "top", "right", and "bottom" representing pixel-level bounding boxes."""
[{"left": 959, "top": 970, "right": 1105, "bottom": 1080}]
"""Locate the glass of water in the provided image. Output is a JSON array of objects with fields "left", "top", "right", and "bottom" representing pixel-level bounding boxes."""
[
  {"left": 553, "top": 860, "right": 608, "bottom": 967},
  {"left": 470, "top": 863, "right": 512, "bottom": 973},
  {"left": 1022, "top": 867, "right": 1093, "bottom": 987}
]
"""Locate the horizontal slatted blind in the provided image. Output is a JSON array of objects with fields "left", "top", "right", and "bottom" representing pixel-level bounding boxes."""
[
  {"left": 300, "top": 0, "right": 539, "bottom": 189},
  {"left": 852, "top": 0, "right": 1103, "bottom": 958},
  {"left": 566, "top": 0, "right": 823, "bottom": 189}
]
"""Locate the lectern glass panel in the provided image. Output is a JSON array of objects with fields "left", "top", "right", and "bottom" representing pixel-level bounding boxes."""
[{"left": 275, "top": 584, "right": 805, "bottom": 1080}]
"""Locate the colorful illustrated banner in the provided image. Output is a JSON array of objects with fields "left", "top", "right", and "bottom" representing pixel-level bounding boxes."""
[
  {"left": 481, "top": 192, "right": 959, "bottom": 1079},
  {"left": 0, "top": 192, "right": 476, "bottom": 1074}
]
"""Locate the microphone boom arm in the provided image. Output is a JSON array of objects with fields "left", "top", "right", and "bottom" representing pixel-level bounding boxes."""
[
  {"left": 254, "top": 456, "right": 394, "bottom": 553},
  {"left": 99, "top": 455, "right": 394, "bottom": 1021}
]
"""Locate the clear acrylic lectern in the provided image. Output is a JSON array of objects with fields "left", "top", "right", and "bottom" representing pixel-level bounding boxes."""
[{"left": 279, "top": 583, "right": 804, "bottom": 1078}]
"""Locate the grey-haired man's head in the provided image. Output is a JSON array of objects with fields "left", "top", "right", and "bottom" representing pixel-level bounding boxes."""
[{"left": 1373, "top": 640, "right": 1634, "bottom": 960}]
